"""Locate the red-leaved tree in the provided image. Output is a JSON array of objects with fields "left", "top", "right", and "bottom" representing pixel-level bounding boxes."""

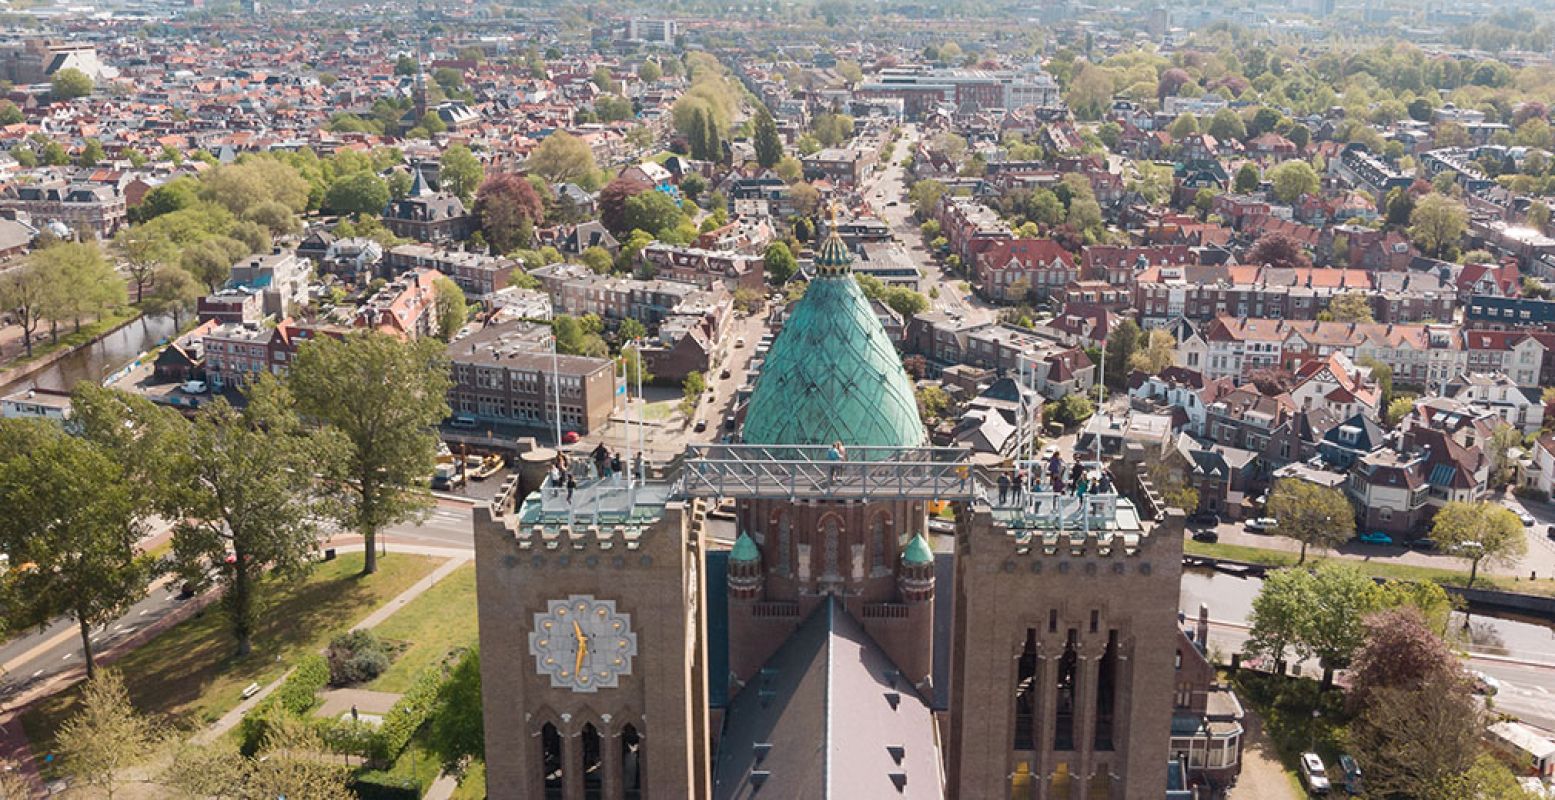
[
  {"left": 1246, "top": 232, "right": 1312, "bottom": 270},
  {"left": 474, "top": 173, "right": 543, "bottom": 254}
]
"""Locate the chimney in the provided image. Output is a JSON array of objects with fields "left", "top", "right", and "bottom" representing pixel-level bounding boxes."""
[{"left": 1197, "top": 603, "right": 1210, "bottom": 650}]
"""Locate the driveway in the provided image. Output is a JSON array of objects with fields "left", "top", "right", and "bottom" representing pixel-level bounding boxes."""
[{"left": 1226, "top": 709, "right": 1300, "bottom": 800}]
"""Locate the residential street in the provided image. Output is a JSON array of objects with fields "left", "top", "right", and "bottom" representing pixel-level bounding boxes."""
[{"left": 865, "top": 124, "right": 997, "bottom": 325}]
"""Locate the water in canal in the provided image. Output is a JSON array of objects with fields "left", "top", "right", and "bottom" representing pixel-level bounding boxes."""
[
  {"left": 0, "top": 313, "right": 178, "bottom": 397},
  {"left": 1183, "top": 568, "right": 1555, "bottom": 665}
]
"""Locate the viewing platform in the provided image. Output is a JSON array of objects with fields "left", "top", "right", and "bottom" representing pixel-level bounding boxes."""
[{"left": 675, "top": 444, "right": 981, "bottom": 502}]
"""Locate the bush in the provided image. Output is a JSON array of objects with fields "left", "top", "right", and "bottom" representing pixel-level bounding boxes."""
[
  {"left": 328, "top": 630, "right": 392, "bottom": 687},
  {"left": 1514, "top": 485, "right": 1549, "bottom": 504},
  {"left": 238, "top": 654, "right": 330, "bottom": 754}
]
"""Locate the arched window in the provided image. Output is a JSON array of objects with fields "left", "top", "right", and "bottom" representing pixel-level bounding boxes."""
[
  {"left": 870, "top": 513, "right": 890, "bottom": 570},
  {"left": 541, "top": 722, "right": 563, "bottom": 800},
  {"left": 822, "top": 515, "right": 841, "bottom": 580},
  {"left": 622, "top": 723, "right": 644, "bottom": 800},
  {"left": 582, "top": 723, "right": 603, "bottom": 800}
]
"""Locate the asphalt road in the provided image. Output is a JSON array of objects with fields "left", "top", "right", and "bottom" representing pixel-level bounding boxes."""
[
  {"left": 865, "top": 125, "right": 997, "bottom": 326},
  {"left": 0, "top": 502, "right": 476, "bottom": 704}
]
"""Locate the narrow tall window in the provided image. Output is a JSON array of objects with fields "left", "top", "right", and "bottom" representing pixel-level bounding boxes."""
[
  {"left": 1014, "top": 629, "right": 1037, "bottom": 750},
  {"left": 1095, "top": 630, "right": 1118, "bottom": 751},
  {"left": 581, "top": 724, "right": 603, "bottom": 800},
  {"left": 774, "top": 512, "right": 790, "bottom": 572},
  {"left": 871, "top": 513, "right": 889, "bottom": 570},
  {"left": 1054, "top": 630, "right": 1078, "bottom": 751},
  {"left": 622, "top": 724, "right": 644, "bottom": 800},
  {"left": 822, "top": 515, "right": 841, "bottom": 581},
  {"left": 541, "top": 722, "right": 564, "bottom": 800}
]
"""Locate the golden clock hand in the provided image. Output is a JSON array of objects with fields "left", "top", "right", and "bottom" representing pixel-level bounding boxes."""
[{"left": 572, "top": 621, "right": 586, "bottom": 674}]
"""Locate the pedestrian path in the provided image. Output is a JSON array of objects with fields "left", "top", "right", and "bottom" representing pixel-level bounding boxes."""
[{"left": 201, "top": 547, "right": 471, "bottom": 741}]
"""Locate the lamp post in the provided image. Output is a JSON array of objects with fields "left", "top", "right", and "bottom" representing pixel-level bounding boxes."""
[{"left": 1308, "top": 707, "right": 1321, "bottom": 751}]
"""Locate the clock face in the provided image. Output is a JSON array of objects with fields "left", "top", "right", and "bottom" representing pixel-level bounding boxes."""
[{"left": 529, "top": 595, "right": 638, "bottom": 693}]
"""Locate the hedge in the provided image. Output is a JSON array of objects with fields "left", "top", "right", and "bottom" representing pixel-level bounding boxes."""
[
  {"left": 371, "top": 666, "right": 444, "bottom": 762},
  {"left": 237, "top": 654, "right": 330, "bottom": 755}
]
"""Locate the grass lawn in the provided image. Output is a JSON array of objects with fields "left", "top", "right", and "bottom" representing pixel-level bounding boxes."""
[
  {"left": 356, "top": 737, "right": 441, "bottom": 795},
  {"left": 1185, "top": 540, "right": 1555, "bottom": 597},
  {"left": 451, "top": 761, "right": 486, "bottom": 800},
  {"left": 367, "top": 562, "right": 478, "bottom": 694},
  {"left": 1, "top": 306, "right": 140, "bottom": 370},
  {"left": 1233, "top": 672, "right": 1351, "bottom": 778},
  {"left": 22, "top": 552, "right": 441, "bottom": 754},
  {"left": 640, "top": 400, "right": 676, "bottom": 421}
]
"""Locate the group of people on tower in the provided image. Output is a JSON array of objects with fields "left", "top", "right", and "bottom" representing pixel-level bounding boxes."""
[{"left": 996, "top": 452, "right": 1113, "bottom": 509}]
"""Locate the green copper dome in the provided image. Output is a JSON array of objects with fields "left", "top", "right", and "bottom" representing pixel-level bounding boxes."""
[
  {"left": 731, "top": 532, "right": 760, "bottom": 563},
  {"left": 742, "top": 262, "right": 925, "bottom": 453},
  {"left": 902, "top": 533, "right": 934, "bottom": 565}
]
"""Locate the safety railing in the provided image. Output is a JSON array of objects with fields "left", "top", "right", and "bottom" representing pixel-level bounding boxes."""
[{"left": 675, "top": 444, "right": 979, "bottom": 502}]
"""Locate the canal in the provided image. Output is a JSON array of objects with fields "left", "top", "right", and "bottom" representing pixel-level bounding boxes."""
[{"left": 0, "top": 313, "right": 178, "bottom": 397}]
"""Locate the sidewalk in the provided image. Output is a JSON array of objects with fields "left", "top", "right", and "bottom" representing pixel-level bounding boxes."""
[{"left": 201, "top": 546, "right": 471, "bottom": 741}]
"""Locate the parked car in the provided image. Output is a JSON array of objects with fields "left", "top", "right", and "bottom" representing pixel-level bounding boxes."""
[
  {"left": 1246, "top": 517, "right": 1278, "bottom": 533},
  {"left": 720, "top": 368, "right": 731, "bottom": 379},
  {"left": 1300, "top": 752, "right": 1331, "bottom": 795},
  {"left": 181, "top": 380, "right": 209, "bottom": 394},
  {"left": 1356, "top": 531, "right": 1394, "bottom": 546},
  {"left": 1337, "top": 754, "right": 1362, "bottom": 795},
  {"left": 735, "top": 337, "right": 747, "bottom": 348},
  {"left": 1191, "top": 529, "right": 1220, "bottom": 544},
  {"left": 693, "top": 419, "right": 707, "bottom": 432},
  {"left": 449, "top": 414, "right": 478, "bottom": 429},
  {"left": 1470, "top": 670, "right": 1502, "bottom": 696},
  {"left": 562, "top": 431, "right": 580, "bottom": 444},
  {"left": 724, "top": 414, "right": 737, "bottom": 430},
  {"left": 1517, "top": 510, "right": 1536, "bottom": 527},
  {"left": 1547, "top": 525, "right": 1555, "bottom": 541},
  {"left": 1408, "top": 538, "right": 1438, "bottom": 552},
  {"left": 1186, "top": 511, "right": 1220, "bottom": 528}
]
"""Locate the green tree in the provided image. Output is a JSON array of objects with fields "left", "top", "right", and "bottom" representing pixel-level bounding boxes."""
[
  {"left": 916, "top": 385, "right": 951, "bottom": 419},
  {"left": 1234, "top": 163, "right": 1261, "bottom": 194},
  {"left": 1385, "top": 187, "right": 1416, "bottom": 227},
  {"left": 527, "top": 131, "right": 598, "bottom": 186},
  {"left": 1410, "top": 193, "right": 1469, "bottom": 259},
  {"left": 113, "top": 227, "right": 175, "bottom": 303},
  {"left": 1103, "top": 318, "right": 1143, "bottom": 389},
  {"left": 681, "top": 371, "right": 706, "bottom": 417},
  {"left": 56, "top": 670, "right": 160, "bottom": 799},
  {"left": 753, "top": 106, "right": 783, "bottom": 168},
  {"left": 426, "top": 648, "right": 484, "bottom": 776},
  {"left": 288, "top": 334, "right": 452, "bottom": 576},
  {"left": 134, "top": 176, "right": 199, "bottom": 222},
  {"left": 438, "top": 144, "right": 484, "bottom": 202},
  {"left": 0, "top": 420, "right": 153, "bottom": 679},
  {"left": 32, "top": 240, "right": 126, "bottom": 333},
  {"left": 579, "top": 245, "right": 614, "bottom": 275},
  {"left": 1302, "top": 562, "right": 1383, "bottom": 686},
  {"left": 764, "top": 241, "right": 798, "bottom": 284},
  {"left": 41, "top": 140, "right": 69, "bottom": 166},
  {"left": 324, "top": 171, "right": 390, "bottom": 216},
  {"left": 141, "top": 265, "right": 201, "bottom": 328},
  {"left": 433, "top": 276, "right": 467, "bottom": 342},
  {"left": 0, "top": 99, "right": 22, "bottom": 125},
  {"left": 1326, "top": 291, "right": 1375, "bottom": 323},
  {"left": 77, "top": 138, "right": 106, "bottom": 167},
  {"left": 0, "top": 262, "right": 56, "bottom": 358},
  {"left": 1385, "top": 395, "right": 1416, "bottom": 427},
  {"left": 168, "top": 382, "right": 326, "bottom": 656},
  {"left": 1208, "top": 108, "right": 1246, "bottom": 141},
  {"left": 1167, "top": 113, "right": 1199, "bottom": 139},
  {"left": 638, "top": 60, "right": 662, "bottom": 83},
  {"left": 909, "top": 179, "right": 947, "bottom": 220},
  {"left": 1528, "top": 200, "right": 1551, "bottom": 230},
  {"left": 624, "top": 190, "right": 683, "bottom": 238},
  {"left": 1267, "top": 159, "right": 1320, "bottom": 203},
  {"left": 1246, "top": 566, "right": 1314, "bottom": 672},
  {"left": 1430, "top": 501, "right": 1525, "bottom": 586},
  {"left": 1266, "top": 478, "right": 1355, "bottom": 564},
  {"left": 51, "top": 67, "right": 94, "bottom": 100},
  {"left": 1127, "top": 329, "right": 1176, "bottom": 375}
]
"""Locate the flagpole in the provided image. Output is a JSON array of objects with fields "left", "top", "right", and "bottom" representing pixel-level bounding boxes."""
[{"left": 552, "top": 334, "right": 563, "bottom": 449}]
